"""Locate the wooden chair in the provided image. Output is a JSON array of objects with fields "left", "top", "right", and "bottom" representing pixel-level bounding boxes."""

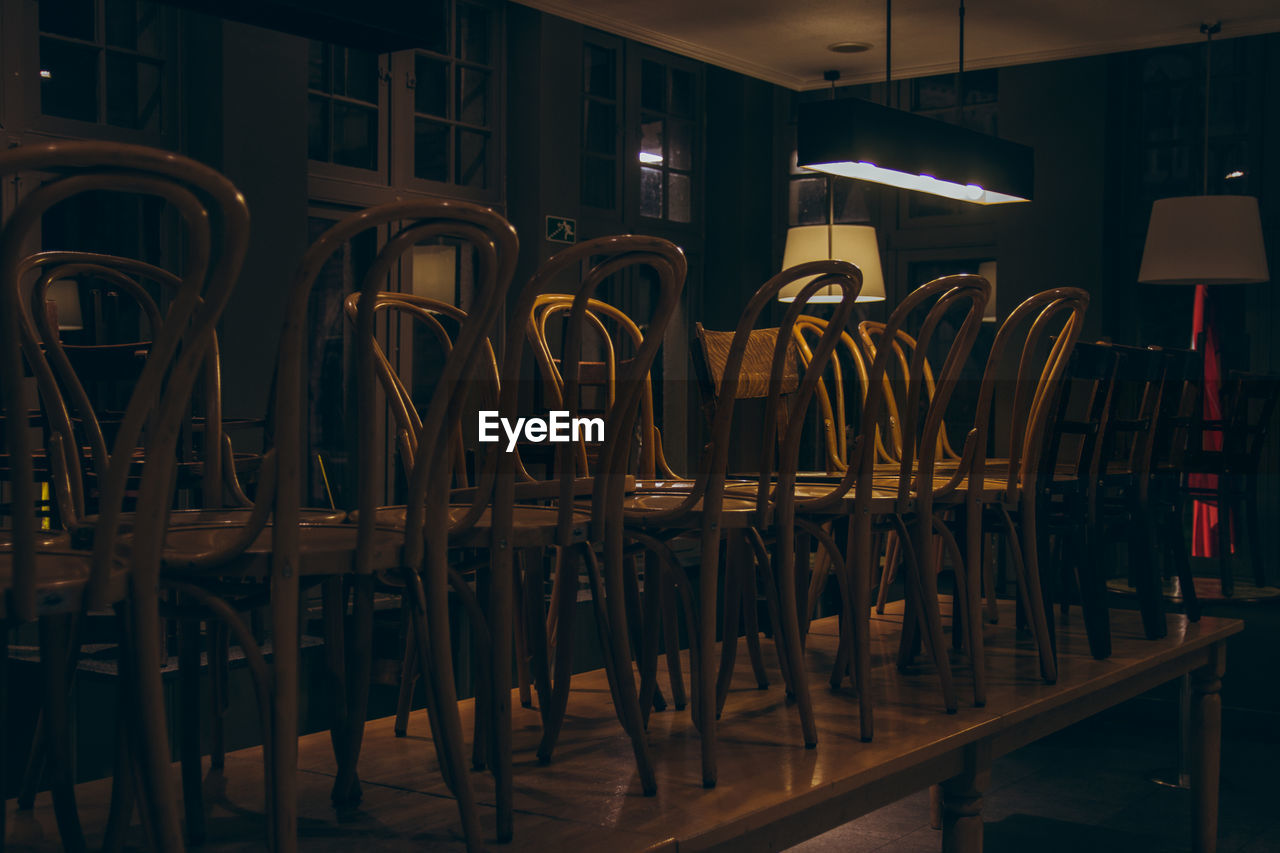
[
  {"left": 1181, "top": 370, "right": 1280, "bottom": 596},
  {"left": 1037, "top": 340, "right": 1121, "bottom": 659},
  {"left": 946, "top": 288, "right": 1090, "bottom": 694},
  {"left": 633, "top": 259, "right": 862, "bottom": 788},
  {"left": 152, "top": 199, "right": 519, "bottom": 852},
  {"left": 801, "top": 275, "right": 988, "bottom": 734},
  {"left": 1148, "top": 347, "right": 1203, "bottom": 617},
  {"left": 496, "top": 236, "right": 687, "bottom": 798},
  {"left": 1, "top": 138, "right": 252, "bottom": 852}
]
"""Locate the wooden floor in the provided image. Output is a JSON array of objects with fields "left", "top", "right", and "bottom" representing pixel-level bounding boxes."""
[{"left": 4, "top": 600, "right": 1241, "bottom": 852}]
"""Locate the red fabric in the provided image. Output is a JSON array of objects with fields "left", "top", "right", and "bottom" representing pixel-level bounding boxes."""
[{"left": 1190, "top": 284, "right": 1232, "bottom": 557}]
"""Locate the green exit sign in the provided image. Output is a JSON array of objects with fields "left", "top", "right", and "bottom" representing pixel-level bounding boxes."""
[{"left": 545, "top": 215, "right": 576, "bottom": 244}]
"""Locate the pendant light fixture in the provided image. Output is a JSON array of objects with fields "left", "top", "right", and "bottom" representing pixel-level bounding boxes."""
[
  {"left": 797, "top": 0, "right": 1033, "bottom": 204},
  {"left": 780, "top": 70, "right": 887, "bottom": 304}
]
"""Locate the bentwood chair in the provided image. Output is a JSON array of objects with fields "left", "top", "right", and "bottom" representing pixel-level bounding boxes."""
[
  {"left": 156, "top": 199, "right": 518, "bottom": 852},
  {"left": 796, "top": 275, "right": 988, "bottom": 735},
  {"left": 629, "top": 260, "right": 861, "bottom": 788},
  {"left": 497, "top": 236, "right": 687, "bottom": 796},
  {"left": 525, "top": 293, "right": 689, "bottom": 722},
  {"left": 350, "top": 236, "right": 686, "bottom": 833},
  {"left": 1, "top": 139, "right": 252, "bottom": 852},
  {"left": 945, "top": 288, "right": 1090, "bottom": 693},
  {"left": 1181, "top": 370, "right": 1280, "bottom": 595},
  {"left": 1148, "top": 347, "right": 1203, "bottom": 616}
]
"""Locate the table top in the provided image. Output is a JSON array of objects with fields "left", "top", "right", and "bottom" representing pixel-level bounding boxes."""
[{"left": 6, "top": 600, "right": 1242, "bottom": 852}]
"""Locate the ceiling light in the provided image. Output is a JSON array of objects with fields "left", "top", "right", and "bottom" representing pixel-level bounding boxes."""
[
  {"left": 638, "top": 152, "right": 663, "bottom": 165},
  {"left": 798, "top": 97, "right": 1033, "bottom": 203},
  {"left": 39, "top": 70, "right": 52, "bottom": 79},
  {"left": 827, "top": 41, "right": 872, "bottom": 54},
  {"left": 1225, "top": 170, "right": 1244, "bottom": 179}
]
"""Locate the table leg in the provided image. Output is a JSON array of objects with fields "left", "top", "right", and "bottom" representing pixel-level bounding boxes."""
[
  {"left": 1191, "top": 644, "right": 1225, "bottom": 853},
  {"left": 941, "top": 744, "right": 990, "bottom": 853}
]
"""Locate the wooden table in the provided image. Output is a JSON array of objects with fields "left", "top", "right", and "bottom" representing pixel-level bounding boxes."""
[{"left": 6, "top": 601, "right": 1240, "bottom": 852}]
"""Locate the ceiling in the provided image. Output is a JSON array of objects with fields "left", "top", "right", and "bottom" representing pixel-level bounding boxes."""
[{"left": 509, "top": 0, "right": 1280, "bottom": 90}]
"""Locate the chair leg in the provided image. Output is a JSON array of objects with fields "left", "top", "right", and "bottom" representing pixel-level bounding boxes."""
[
  {"left": 773, "top": 528, "right": 818, "bottom": 749},
  {"left": 102, "top": 680, "right": 138, "bottom": 853},
  {"left": 488, "top": 542, "right": 517, "bottom": 843},
  {"left": 1072, "top": 512, "right": 1113, "bottom": 659},
  {"left": 741, "top": 562, "right": 768, "bottom": 690},
  {"left": 1246, "top": 476, "right": 1265, "bottom": 588},
  {"left": 982, "top": 532, "right": 1000, "bottom": 624},
  {"left": 714, "top": 533, "right": 745, "bottom": 718},
  {"left": 1217, "top": 481, "right": 1234, "bottom": 597},
  {"left": 537, "top": 545, "right": 579, "bottom": 765},
  {"left": 592, "top": 541, "right": 658, "bottom": 794},
  {"left": 1167, "top": 494, "right": 1201, "bottom": 621},
  {"left": 38, "top": 615, "right": 86, "bottom": 853},
  {"left": 117, "top": 597, "right": 187, "bottom": 853},
  {"left": 520, "top": 549, "right": 552, "bottom": 725},
  {"left": 846, "top": 517, "right": 873, "bottom": 741},
  {"left": 405, "top": 569, "right": 483, "bottom": 852},
  {"left": 1, "top": 626, "right": 7, "bottom": 850},
  {"left": 660, "top": 574, "right": 687, "bottom": 711},
  {"left": 876, "top": 530, "right": 899, "bottom": 615},
  {"left": 321, "top": 579, "right": 350, "bottom": 800},
  {"left": 902, "top": 519, "right": 958, "bottom": 713},
  {"left": 637, "top": 549, "right": 665, "bottom": 724},
  {"left": 512, "top": 552, "right": 534, "bottom": 710},
  {"left": 333, "top": 577, "right": 374, "bottom": 809},
  {"left": 393, "top": 618, "right": 417, "bottom": 738},
  {"left": 269, "top": 571, "right": 301, "bottom": 853},
  {"left": 1129, "top": 497, "right": 1168, "bottom": 640},
  {"left": 177, "top": 612, "right": 206, "bottom": 844},
  {"left": 695, "top": 532, "right": 719, "bottom": 788},
  {"left": 208, "top": 620, "right": 229, "bottom": 771},
  {"left": 17, "top": 715, "right": 44, "bottom": 810},
  {"left": 1005, "top": 504, "right": 1058, "bottom": 683}
]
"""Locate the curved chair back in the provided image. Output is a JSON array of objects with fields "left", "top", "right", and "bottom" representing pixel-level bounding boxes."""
[
  {"left": 0, "top": 141, "right": 249, "bottom": 618},
  {"left": 965, "top": 288, "right": 1090, "bottom": 506},
  {"left": 15, "top": 252, "right": 246, "bottom": 534},
  {"left": 529, "top": 294, "right": 679, "bottom": 480},
  {"left": 501, "top": 236, "right": 686, "bottom": 545}
]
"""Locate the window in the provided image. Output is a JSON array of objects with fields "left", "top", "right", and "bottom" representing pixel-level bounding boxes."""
[
  {"left": 407, "top": 0, "right": 498, "bottom": 190},
  {"left": 634, "top": 57, "right": 696, "bottom": 223},
  {"left": 308, "top": 42, "right": 384, "bottom": 173},
  {"left": 36, "top": 0, "right": 171, "bottom": 134},
  {"left": 581, "top": 39, "right": 620, "bottom": 211}
]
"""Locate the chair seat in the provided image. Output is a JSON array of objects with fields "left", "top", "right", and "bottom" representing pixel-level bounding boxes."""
[
  {"left": 71, "top": 507, "right": 348, "bottom": 549},
  {"left": 158, "top": 520, "right": 405, "bottom": 578},
  {"left": 368, "top": 504, "right": 591, "bottom": 548},
  {"left": 1, "top": 547, "right": 128, "bottom": 615},
  {"left": 621, "top": 492, "right": 762, "bottom": 528}
]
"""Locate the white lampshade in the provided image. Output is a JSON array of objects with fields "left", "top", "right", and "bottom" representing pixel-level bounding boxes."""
[
  {"left": 1138, "top": 195, "right": 1270, "bottom": 285},
  {"left": 779, "top": 224, "right": 886, "bottom": 303}
]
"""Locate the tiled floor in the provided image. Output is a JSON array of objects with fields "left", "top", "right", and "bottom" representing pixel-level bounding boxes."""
[{"left": 788, "top": 708, "right": 1280, "bottom": 852}]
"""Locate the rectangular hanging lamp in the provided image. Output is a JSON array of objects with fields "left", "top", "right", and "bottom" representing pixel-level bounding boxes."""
[{"left": 798, "top": 97, "right": 1034, "bottom": 204}]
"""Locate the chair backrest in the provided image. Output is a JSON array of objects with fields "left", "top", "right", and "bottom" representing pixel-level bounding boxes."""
[
  {"left": 857, "top": 321, "right": 963, "bottom": 465},
  {"left": 341, "top": 291, "right": 516, "bottom": 494},
  {"left": 1039, "top": 340, "right": 1119, "bottom": 491},
  {"left": 0, "top": 140, "right": 250, "bottom": 620},
  {"left": 964, "top": 288, "right": 1090, "bottom": 506},
  {"left": 1220, "top": 371, "right": 1280, "bottom": 473},
  {"left": 528, "top": 294, "right": 679, "bottom": 480},
  {"left": 658, "top": 261, "right": 862, "bottom": 529},
  {"left": 790, "top": 316, "right": 876, "bottom": 474},
  {"left": 1097, "top": 343, "right": 1167, "bottom": 491},
  {"left": 1150, "top": 347, "right": 1202, "bottom": 474},
  {"left": 501, "top": 236, "right": 686, "bottom": 544},
  {"left": 15, "top": 251, "right": 243, "bottom": 533}
]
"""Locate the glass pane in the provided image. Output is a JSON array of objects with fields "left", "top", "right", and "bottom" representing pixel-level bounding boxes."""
[
  {"left": 308, "top": 41, "right": 329, "bottom": 91},
  {"left": 670, "top": 68, "right": 693, "bottom": 117},
  {"left": 39, "top": 38, "right": 99, "bottom": 122},
  {"left": 105, "top": 0, "right": 161, "bottom": 54},
  {"left": 583, "top": 100, "right": 615, "bottom": 156},
  {"left": 336, "top": 48, "right": 378, "bottom": 104},
  {"left": 106, "top": 53, "right": 162, "bottom": 131},
  {"left": 668, "top": 119, "right": 692, "bottom": 170},
  {"left": 415, "top": 55, "right": 449, "bottom": 117},
  {"left": 668, "top": 172, "right": 691, "bottom": 223},
  {"left": 832, "top": 180, "right": 871, "bottom": 223},
  {"left": 414, "top": 118, "right": 450, "bottom": 182},
  {"left": 457, "top": 67, "right": 488, "bottom": 126},
  {"left": 641, "top": 60, "right": 665, "bottom": 112},
  {"left": 457, "top": 3, "right": 490, "bottom": 64},
  {"left": 639, "top": 117, "right": 664, "bottom": 165},
  {"left": 456, "top": 129, "right": 487, "bottom": 188},
  {"left": 308, "top": 96, "right": 330, "bottom": 161},
  {"left": 581, "top": 156, "right": 615, "bottom": 209},
  {"left": 40, "top": 0, "right": 95, "bottom": 40},
  {"left": 789, "top": 176, "right": 827, "bottom": 226},
  {"left": 584, "top": 44, "right": 614, "bottom": 98},
  {"left": 332, "top": 102, "right": 378, "bottom": 169},
  {"left": 640, "top": 166, "right": 663, "bottom": 218},
  {"left": 419, "top": 0, "right": 449, "bottom": 55}
]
